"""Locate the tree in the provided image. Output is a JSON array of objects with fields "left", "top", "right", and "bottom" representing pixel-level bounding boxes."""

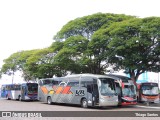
[
  {"left": 0, "top": 50, "right": 38, "bottom": 81},
  {"left": 102, "top": 17, "right": 160, "bottom": 83},
  {"left": 54, "top": 13, "right": 135, "bottom": 74},
  {"left": 1, "top": 51, "right": 22, "bottom": 82}
]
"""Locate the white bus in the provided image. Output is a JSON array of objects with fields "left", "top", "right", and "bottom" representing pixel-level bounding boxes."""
[
  {"left": 38, "top": 74, "right": 119, "bottom": 108},
  {"left": 1, "top": 83, "right": 38, "bottom": 101}
]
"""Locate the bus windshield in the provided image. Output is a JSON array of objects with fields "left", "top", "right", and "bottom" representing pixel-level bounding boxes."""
[
  {"left": 122, "top": 85, "right": 136, "bottom": 97},
  {"left": 27, "top": 84, "right": 38, "bottom": 94},
  {"left": 142, "top": 85, "right": 159, "bottom": 95},
  {"left": 99, "top": 78, "right": 116, "bottom": 96}
]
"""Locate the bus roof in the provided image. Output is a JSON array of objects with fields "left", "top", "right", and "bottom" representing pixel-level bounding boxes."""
[
  {"left": 39, "top": 77, "right": 61, "bottom": 81},
  {"left": 138, "top": 82, "right": 158, "bottom": 85},
  {"left": 105, "top": 74, "right": 130, "bottom": 83},
  {"left": 65, "top": 73, "right": 115, "bottom": 79}
]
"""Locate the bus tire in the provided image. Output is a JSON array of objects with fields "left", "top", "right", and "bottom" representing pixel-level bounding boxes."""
[
  {"left": 137, "top": 96, "right": 141, "bottom": 103},
  {"left": 81, "top": 98, "right": 88, "bottom": 108},
  {"left": 47, "top": 97, "right": 52, "bottom": 105},
  {"left": 6, "top": 95, "right": 10, "bottom": 100},
  {"left": 18, "top": 96, "right": 22, "bottom": 101}
]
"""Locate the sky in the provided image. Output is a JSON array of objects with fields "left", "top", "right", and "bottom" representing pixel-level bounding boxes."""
[{"left": 0, "top": 0, "right": 160, "bottom": 84}]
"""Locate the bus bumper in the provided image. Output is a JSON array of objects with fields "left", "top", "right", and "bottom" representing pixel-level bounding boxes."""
[
  {"left": 99, "top": 96, "right": 118, "bottom": 106},
  {"left": 24, "top": 96, "right": 38, "bottom": 101},
  {"left": 121, "top": 102, "right": 137, "bottom": 106}
]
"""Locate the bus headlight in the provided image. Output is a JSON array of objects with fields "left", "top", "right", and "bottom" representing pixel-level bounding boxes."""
[
  {"left": 141, "top": 97, "right": 147, "bottom": 102},
  {"left": 154, "top": 98, "right": 160, "bottom": 103}
]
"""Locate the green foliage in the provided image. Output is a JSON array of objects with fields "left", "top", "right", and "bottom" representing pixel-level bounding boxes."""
[
  {"left": 1, "top": 52, "right": 23, "bottom": 75},
  {"left": 54, "top": 35, "right": 89, "bottom": 74},
  {"left": 54, "top": 13, "right": 134, "bottom": 41},
  {"left": 106, "top": 17, "right": 160, "bottom": 81},
  {"left": 54, "top": 13, "right": 135, "bottom": 74}
]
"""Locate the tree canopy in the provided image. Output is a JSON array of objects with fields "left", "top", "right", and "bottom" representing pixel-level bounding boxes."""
[{"left": 103, "top": 17, "right": 160, "bottom": 82}]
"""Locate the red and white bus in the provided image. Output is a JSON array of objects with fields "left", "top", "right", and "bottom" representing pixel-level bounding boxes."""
[
  {"left": 106, "top": 74, "right": 137, "bottom": 106},
  {"left": 137, "top": 82, "right": 159, "bottom": 103}
]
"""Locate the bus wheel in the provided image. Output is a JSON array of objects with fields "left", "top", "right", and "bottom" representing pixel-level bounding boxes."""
[
  {"left": 6, "top": 95, "right": 10, "bottom": 100},
  {"left": 47, "top": 97, "right": 52, "bottom": 105},
  {"left": 19, "top": 96, "right": 22, "bottom": 101},
  {"left": 81, "top": 98, "right": 88, "bottom": 108}
]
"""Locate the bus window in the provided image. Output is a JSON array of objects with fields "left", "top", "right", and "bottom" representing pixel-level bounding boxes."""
[
  {"left": 81, "top": 81, "right": 86, "bottom": 87},
  {"left": 87, "top": 84, "right": 92, "bottom": 94},
  {"left": 38, "top": 80, "right": 43, "bottom": 86},
  {"left": 22, "top": 86, "right": 27, "bottom": 95},
  {"left": 99, "top": 78, "right": 116, "bottom": 95},
  {"left": 130, "top": 85, "right": 136, "bottom": 95},
  {"left": 67, "top": 82, "right": 79, "bottom": 87},
  {"left": 151, "top": 86, "right": 159, "bottom": 94},
  {"left": 52, "top": 80, "right": 61, "bottom": 85},
  {"left": 14, "top": 85, "right": 21, "bottom": 90},
  {"left": 115, "top": 82, "right": 121, "bottom": 95},
  {"left": 142, "top": 85, "right": 159, "bottom": 95},
  {"left": 27, "top": 84, "right": 38, "bottom": 93},
  {"left": 2, "top": 86, "right": 5, "bottom": 92},
  {"left": 59, "top": 82, "right": 67, "bottom": 86},
  {"left": 122, "top": 85, "right": 130, "bottom": 96},
  {"left": 42, "top": 79, "right": 52, "bottom": 85}
]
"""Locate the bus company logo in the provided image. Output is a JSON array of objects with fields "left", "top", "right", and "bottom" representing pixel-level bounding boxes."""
[
  {"left": 75, "top": 90, "right": 85, "bottom": 96},
  {"left": 2, "top": 112, "right": 11, "bottom": 117}
]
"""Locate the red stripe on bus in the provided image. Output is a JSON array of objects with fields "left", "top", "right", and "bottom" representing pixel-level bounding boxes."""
[{"left": 61, "top": 86, "right": 71, "bottom": 94}]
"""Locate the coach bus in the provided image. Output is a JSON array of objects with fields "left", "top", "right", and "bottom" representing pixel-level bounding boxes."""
[
  {"left": 38, "top": 74, "right": 119, "bottom": 108},
  {"left": 106, "top": 74, "right": 137, "bottom": 106},
  {"left": 1, "top": 83, "right": 38, "bottom": 101},
  {"left": 137, "top": 82, "right": 159, "bottom": 103}
]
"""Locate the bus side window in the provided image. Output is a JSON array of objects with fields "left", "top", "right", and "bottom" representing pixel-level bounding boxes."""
[
  {"left": 67, "top": 82, "right": 79, "bottom": 87},
  {"left": 2, "top": 86, "right": 5, "bottom": 92},
  {"left": 87, "top": 84, "right": 92, "bottom": 94},
  {"left": 81, "top": 80, "right": 93, "bottom": 93},
  {"left": 115, "top": 82, "right": 121, "bottom": 95},
  {"left": 39, "top": 80, "right": 43, "bottom": 86},
  {"left": 52, "top": 80, "right": 60, "bottom": 85},
  {"left": 43, "top": 79, "right": 52, "bottom": 85},
  {"left": 22, "top": 86, "right": 27, "bottom": 95},
  {"left": 59, "top": 82, "right": 66, "bottom": 86},
  {"left": 81, "top": 81, "right": 86, "bottom": 87}
]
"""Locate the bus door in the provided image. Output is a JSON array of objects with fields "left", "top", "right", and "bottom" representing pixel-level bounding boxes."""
[
  {"left": 80, "top": 79, "right": 92, "bottom": 106},
  {"left": 21, "top": 85, "right": 27, "bottom": 100},
  {"left": 92, "top": 79, "right": 99, "bottom": 106},
  {"left": 86, "top": 81, "right": 93, "bottom": 106},
  {"left": 85, "top": 79, "right": 99, "bottom": 107},
  {"left": 115, "top": 81, "right": 122, "bottom": 105}
]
